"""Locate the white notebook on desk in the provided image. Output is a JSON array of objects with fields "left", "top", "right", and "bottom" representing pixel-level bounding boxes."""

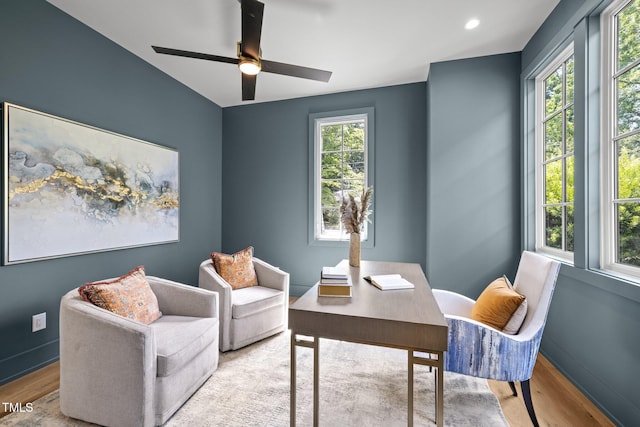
[{"left": 364, "top": 274, "right": 415, "bottom": 290}]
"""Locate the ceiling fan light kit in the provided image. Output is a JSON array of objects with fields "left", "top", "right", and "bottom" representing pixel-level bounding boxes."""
[
  {"left": 152, "top": 0, "right": 331, "bottom": 101},
  {"left": 239, "top": 58, "right": 261, "bottom": 75},
  {"left": 237, "top": 42, "right": 261, "bottom": 75}
]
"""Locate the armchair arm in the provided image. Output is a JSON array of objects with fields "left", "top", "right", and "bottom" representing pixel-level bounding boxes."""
[
  {"left": 432, "top": 289, "right": 475, "bottom": 318},
  {"left": 253, "top": 257, "right": 289, "bottom": 293},
  {"left": 198, "top": 260, "right": 233, "bottom": 313},
  {"left": 443, "top": 315, "right": 542, "bottom": 382},
  {"left": 59, "top": 291, "right": 155, "bottom": 426},
  {"left": 148, "top": 276, "right": 218, "bottom": 319},
  {"left": 199, "top": 259, "right": 233, "bottom": 351}
]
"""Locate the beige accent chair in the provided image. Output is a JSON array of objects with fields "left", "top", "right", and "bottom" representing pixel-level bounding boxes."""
[
  {"left": 59, "top": 276, "right": 219, "bottom": 427},
  {"left": 199, "top": 257, "right": 289, "bottom": 352}
]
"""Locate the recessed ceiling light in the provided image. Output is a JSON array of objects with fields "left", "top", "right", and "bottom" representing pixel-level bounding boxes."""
[{"left": 465, "top": 18, "right": 480, "bottom": 30}]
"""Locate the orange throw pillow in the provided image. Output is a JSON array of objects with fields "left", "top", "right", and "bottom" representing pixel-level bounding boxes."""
[
  {"left": 78, "top": 266, "right": 162, "bottom": 325},
  {"left": 211, "top": 246, "right": 258, "bottom": 290},
  {"left": 471, "top": 277, "right": 525, "bottom": 331}
]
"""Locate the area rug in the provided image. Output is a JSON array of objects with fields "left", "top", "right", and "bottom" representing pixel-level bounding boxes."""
[{"left": 0, "top": 331, "right": 507, "bottom": 426}]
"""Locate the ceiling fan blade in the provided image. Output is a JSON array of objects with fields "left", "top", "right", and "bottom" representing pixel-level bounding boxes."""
[
  {"left": 241, "top": 0, "right": 264, "bottom": 59},
  {"left": 261, "top": 59, "right": 332, "bottom": 82},
  {"left": 242, "top": 73, "right": 257, "bottom": 101},
  {"left": 152, "top": 46, "right": 239, "bottom": 65}
]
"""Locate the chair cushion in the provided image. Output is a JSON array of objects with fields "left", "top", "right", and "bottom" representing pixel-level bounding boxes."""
[
  {"left": 151, "top": 315, "right": 218, "bottom": 377},
  {"left": 471, "top": 277, "right": 526, "bottom": 333},
  {"left": 211, "top": 246, "right": 258, "bottom": 290},
  {"left": 78, "top": 266, "right": 162, "bottom": 325},
  {"left": 232, "top": 286, "right": 284, "bottom": 319}
]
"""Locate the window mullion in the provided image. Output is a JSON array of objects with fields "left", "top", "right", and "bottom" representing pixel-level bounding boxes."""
[
  {"left": 613, "top": 127, "right": 640, "bottom": 141},
  {"left": 543, "top": 109, "right": 563, "bottom": 123},
  {"left": 612, "top": 56, "right": 640, "bottom": 78},
  {"left": 613, "top": 197, "right": 640, "bottom": 202}
]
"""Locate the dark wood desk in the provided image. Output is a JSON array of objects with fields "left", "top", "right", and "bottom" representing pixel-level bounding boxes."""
[{"left": 289, "top": 260, "right": 448, "bottom": 426}]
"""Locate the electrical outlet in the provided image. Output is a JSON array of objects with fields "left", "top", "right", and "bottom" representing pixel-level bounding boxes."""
[{"left": 32, "top": 312, "right": 46, "bottom": 332}]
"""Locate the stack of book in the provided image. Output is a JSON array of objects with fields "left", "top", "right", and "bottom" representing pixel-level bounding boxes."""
[{"left": 318, "top": 266, "right": 352, "bottom": 297}]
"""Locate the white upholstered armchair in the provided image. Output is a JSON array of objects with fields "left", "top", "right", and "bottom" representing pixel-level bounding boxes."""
[
  {"left": 433, "top": 251, "right": 561, "bottom": 427},
  {"left": 60, "top": 276, "right": 219, "bottom": 427},
  {"left": 199, "top": 257, "right": 289, "bottom": 352}
]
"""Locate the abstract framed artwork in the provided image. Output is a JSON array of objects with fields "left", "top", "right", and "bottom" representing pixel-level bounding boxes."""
[{"left": 2, "top": 102, "right": 179, "bottom": 264}]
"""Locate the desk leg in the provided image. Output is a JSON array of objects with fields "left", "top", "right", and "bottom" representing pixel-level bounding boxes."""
[
  {"left": 291, "top": 335, "right": 319, "bottom": 426},
  {"left": 313, "top": 338, "right": 319, "bottom": 427},
  {"left": 408, "top": 351, "right": 414, "bottom": 427},
  {"left": 290, "top": 332, "right": 296, "bottom": 426},
  {"left": 435, "top": 351, "right": 444, "bottom": 427},
  {"left": 410, "top": 351, "right": 444, "bottom": 427}
]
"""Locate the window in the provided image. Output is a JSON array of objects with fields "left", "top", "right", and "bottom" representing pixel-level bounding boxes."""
[
  {"left": 602, "top": 0, "right": 640, "bottom": 277},
  {"left": 535, "top": 46, "right": 575, "bottom": 260},
  {"left": 309, "top": 108, "right": 374, "bottom": 243}
]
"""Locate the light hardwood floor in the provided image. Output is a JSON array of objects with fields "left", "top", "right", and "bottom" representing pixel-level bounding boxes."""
[
  {"left": 488, "top": 355, "right": 614, "bottom": 427},
  {"left": 0, "top": 353, "right": 613, "bottom": 425},
  {"left": 0, "top": 361, "right": 59, "bottom": 419}
]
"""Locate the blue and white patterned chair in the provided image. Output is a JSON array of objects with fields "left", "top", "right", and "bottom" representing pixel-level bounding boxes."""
[{"left": 433, "top": 251, "right": 561, "bottom": 427}]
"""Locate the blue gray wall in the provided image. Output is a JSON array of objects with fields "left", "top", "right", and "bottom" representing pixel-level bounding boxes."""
[
  {"left": 426, "top": 53, "right": 522, "bottom": 296},
  {"left": 222, "top": 84, "right": 427, "bottom": 295},
  {"left": 0, "top": 1, "right": 223, "bottom": 384},
  {"left": 522, "top": 0, "right": 640, "bottom": 425}
]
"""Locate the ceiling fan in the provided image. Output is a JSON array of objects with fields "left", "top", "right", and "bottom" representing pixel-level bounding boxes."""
[{"left": 152, "top": 0, "right": 332, "bottom": 101}]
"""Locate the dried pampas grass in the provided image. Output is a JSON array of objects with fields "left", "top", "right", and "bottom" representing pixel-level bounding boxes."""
[{"left": 340, "top": 187, "right": 373, "bottom": 234}]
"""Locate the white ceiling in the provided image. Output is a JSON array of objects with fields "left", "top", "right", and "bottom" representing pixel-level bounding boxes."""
[{"left": 47, "top": 0, "right": 560, "bottom": 107}]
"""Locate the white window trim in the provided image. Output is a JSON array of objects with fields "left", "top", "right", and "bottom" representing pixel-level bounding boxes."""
[
  {"left": 314, "top": 113, "right": 369, "bottom": 241},
  {"left": 534, "top": 44, "right": 575, "bottom": 263},
  {"left": 308, "top": 107, "right": 375, "bottom": 247},
  {"left": 600, "top": 0, "right": 640, "bottom": 280}
]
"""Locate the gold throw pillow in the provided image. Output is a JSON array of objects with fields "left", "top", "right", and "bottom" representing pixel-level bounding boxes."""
[{"left": 471, "top": 277, "right": 526, "bottom": 331}]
